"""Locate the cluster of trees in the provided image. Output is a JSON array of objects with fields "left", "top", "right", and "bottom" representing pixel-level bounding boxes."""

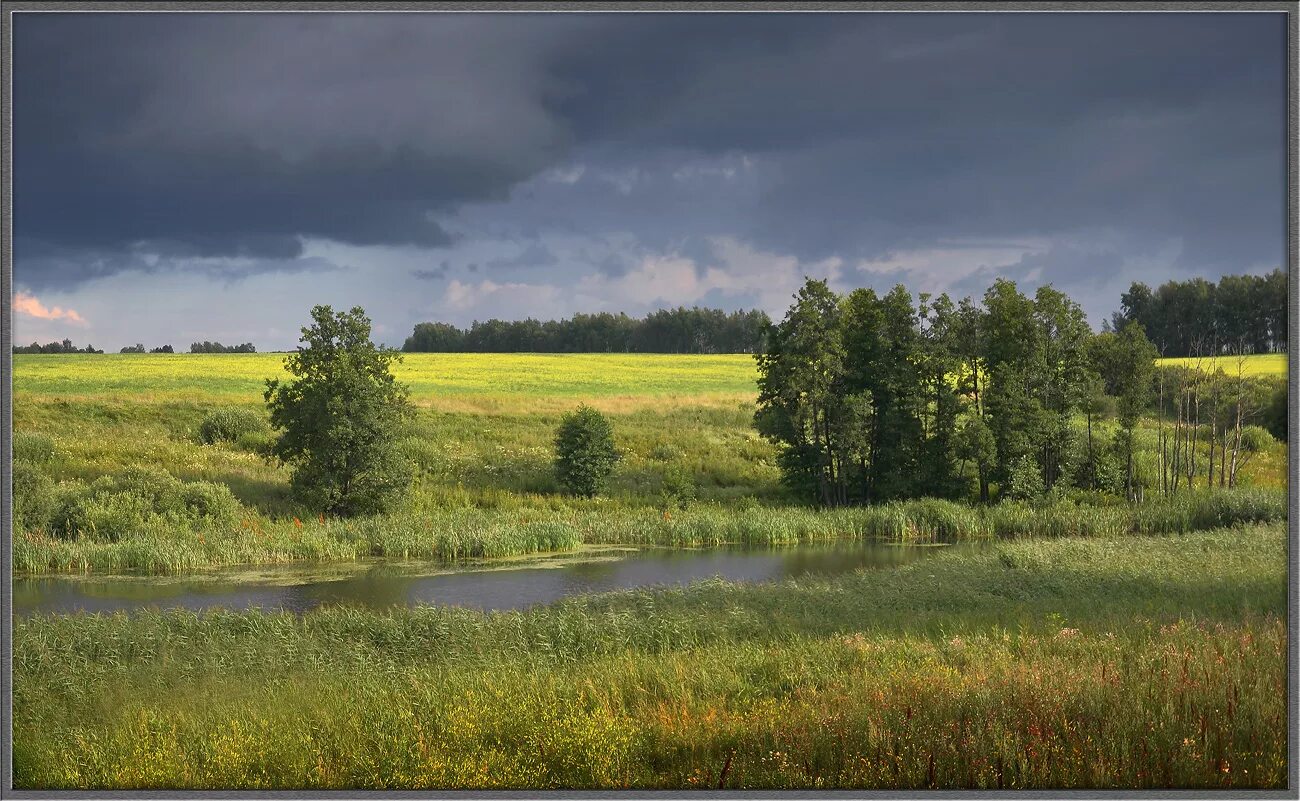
[
  {"left": 1152, "top": 358, "right": 1282, "bottom": 493},
  {"left": 1109, "top": 270, "right": 1286, "bottom": 356},
  {"left": 755, "top": 277, "right": 1279, "bottom": 508},
  {"left": 191, "top": 341, "right": 257, "bottom": 353},
  {"left": 403, "top": 307, "right": 770, "bottom": 354},
  {"left": 12, "top": 339, "right": 103, "bottom": 354},
  {"left": 119, "top": 344, "right": 175, "bottom": 353}
]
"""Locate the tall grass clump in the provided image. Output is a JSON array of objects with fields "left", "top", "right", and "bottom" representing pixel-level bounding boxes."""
[
  {"left": 13, "top": 431, "right": 57, "bottom": 464},
  {"left": 197, "top": 406, "right": 269, "bottom": 445}
]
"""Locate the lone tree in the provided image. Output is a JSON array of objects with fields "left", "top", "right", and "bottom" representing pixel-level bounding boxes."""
[
  {"left": 265, "top": 305, "right": 414, "bottom": 516},
  {"left": 554, "top": 404, "right": 618, "bottom": 497}
]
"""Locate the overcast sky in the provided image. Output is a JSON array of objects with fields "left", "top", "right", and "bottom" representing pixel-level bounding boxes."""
[{"left": 12, "top": 11, "right": 1286, "bottom": 350}]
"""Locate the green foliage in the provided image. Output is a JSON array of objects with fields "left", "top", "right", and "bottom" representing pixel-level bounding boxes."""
[
  {"left": 659, "top": 463, "right": 697, "bottom": 510},
  {"left": 554, "top": 405, "right": 618, "bottom": 497},
  {"left": 13, "top": 461, "right": 55, "bottom": 533},
  {"left": 1002, "top": 454, "right": 1045, "bottom": 502},
  {"left": 1112, "top": 269, "right": 1286, "bottom": 356},
  {"left": 403, "top": 307, "right": 770, "bottom": 354},
  {"left": 48, "top": 467, "right": 241, "bottom": 542},
  {"left": 1239, "top": 425, "right": 1274, "bottom": 453},
  {"left": 1261, "top": 379, "right": 1287, "bottom": 442},
  {"left": 198, "top": 406, "right": 269, "bottom": 445},
  {"left": 12, "top": 431, "right": 56, "bottom": 465},
  {"left": 265, "top": 306, "right": 415, "bottom": 516}
]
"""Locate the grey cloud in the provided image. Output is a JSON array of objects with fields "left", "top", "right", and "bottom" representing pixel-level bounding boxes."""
[{"left": 13, "top": 11, "right": 1285, "bottom": 313}]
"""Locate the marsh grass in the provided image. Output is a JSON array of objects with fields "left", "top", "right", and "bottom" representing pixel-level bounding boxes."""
[
  {"left": 14, "top": 487, "right": 1287, "bottom": 575},
  {"left": 13, "top": 524, "right": 1287, "bottom": 789}
]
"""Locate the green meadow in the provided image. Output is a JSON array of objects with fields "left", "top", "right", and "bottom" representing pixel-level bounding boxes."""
[{"left": 10, "top": 351, "right": 1290, "bottom": 789}]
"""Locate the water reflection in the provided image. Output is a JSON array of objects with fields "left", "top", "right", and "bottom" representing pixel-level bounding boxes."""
[{"left": 15, "top": 540, "right": 961, "bottom": 616}]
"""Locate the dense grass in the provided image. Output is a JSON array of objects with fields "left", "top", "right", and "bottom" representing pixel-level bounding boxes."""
[
  {"left": 14, "top": 487, "right": 1288, "bottom": 575},
  {"left": 14, "top": 524, "right": 1287, "bottom": 789}
]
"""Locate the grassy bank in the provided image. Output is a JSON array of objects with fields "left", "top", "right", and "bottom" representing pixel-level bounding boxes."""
[
  {"left": 13, "top": 352, "right": 1287, "bottom": 575},
  {"left": 14, "top": 487, "right": 1288, "bottom": 574},
  {"left": 14, "top": 523, "right": 1287, "bottom": 789}
]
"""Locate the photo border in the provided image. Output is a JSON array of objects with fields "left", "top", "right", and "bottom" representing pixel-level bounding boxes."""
[{"left": 1, "top": 2, "right": 1295, "bottom": 798}]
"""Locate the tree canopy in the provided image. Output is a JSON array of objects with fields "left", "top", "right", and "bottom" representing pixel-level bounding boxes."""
[{"left": 264, "top": 306, "right": 414, "bottom": 516}]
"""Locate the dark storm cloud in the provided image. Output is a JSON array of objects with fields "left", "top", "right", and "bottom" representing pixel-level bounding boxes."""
[
  {"left": 14, "top": 12, "right": 595, "bottom": 287},
  {"left": 14, "top": 11, "right": 1285, "bottom": 293}
]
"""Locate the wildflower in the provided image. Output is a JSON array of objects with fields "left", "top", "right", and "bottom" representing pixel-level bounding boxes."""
[{"left": 1056, "top": 627, "right": 1080, "bottom": 639}]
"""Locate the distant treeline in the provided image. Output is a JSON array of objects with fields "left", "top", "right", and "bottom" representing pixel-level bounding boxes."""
[
  {"left": 1110, "top": 269, "right": 1286, "bottom": 357},
  {"left": 12, "top": 340, "right": 256, "bottom": 354},
  {"left": 189, "top": 341, "right": 257, "bottom": 353},
  {"left": 12, "top": 339, "right": 103, "bottom": 354},
  {"left": 403, "top": 307, "right": 771, "bottom": 354}
]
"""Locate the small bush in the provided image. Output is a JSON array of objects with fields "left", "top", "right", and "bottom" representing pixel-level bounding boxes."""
[
  {"left": 554, "top": 405, "right": 618, "bottom": 498},
  {"left": 13, "top": 432, "right": 56, "bottom": 465},
  {"left": 198, "top": 407, "right": 269, "bottom": 445}
]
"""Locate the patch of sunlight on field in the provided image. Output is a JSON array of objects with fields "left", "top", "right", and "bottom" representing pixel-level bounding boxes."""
[
  {"left": 12, "top": 353, "right": 761, "bottom": 410},
  {"left": 1157, "top": 353, "right": 1287, "bottom": 377}
]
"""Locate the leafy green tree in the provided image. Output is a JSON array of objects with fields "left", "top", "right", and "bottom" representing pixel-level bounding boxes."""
[
  {"left": 915, "top": 293, "right": 964, "bottom": 498},
  {"left": 1111, "top": 322, "right": 1157, "bottom": 500},
  {"left": 554, "top": 404, "right": 619, "bottom": 497},
  {"left": 755, "top": 278, "right": 847, "bottom": 505},
  {"left": 982, "top": 280, "right": 1047, "bottom": 490},
  {"left": 1032, "top": 286, "right": 1094, "bottom": 491},
  {"left": 264, "top": 306, "right": 415, "bottom": 516},
  {"left": 955, "top": 414, "right": 996, "bottom": 502},
  {"left": 1003, "top": 453, "right": 1046, "bottom": 502}
]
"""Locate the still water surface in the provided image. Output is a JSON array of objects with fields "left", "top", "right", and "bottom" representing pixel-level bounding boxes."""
[{"left": 15, "top": 540, "right": 961, "bottom": 616}]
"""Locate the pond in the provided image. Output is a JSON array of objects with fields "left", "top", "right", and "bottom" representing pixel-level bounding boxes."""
[{"left": 14, "top": 539, "right": 966, "bottom": 616}]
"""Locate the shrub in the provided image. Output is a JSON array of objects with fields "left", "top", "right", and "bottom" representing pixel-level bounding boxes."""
[
  {"left": 12, "top": 431, "right": 56, "bottom": 465},
  {"left": 1002, "top": 455, "right": 1045, "bottom": 503},
  {"left": 198, "top": 407, "right": 269, "bottom": 445},
  {"left": 554, "top": 405, "right": 618, "bottom": 498},
  {"left": 13, "top": 461, "right": 55, "bottom": 533},
  {"left": 1240, "top": 425, "right": 1275, "bottom": 453},
  {"left": 660, "top": 464, "right": 697, "bottom": 510},
  {"left": 49, "top": 467, "right": 241, "bottom": 542}
]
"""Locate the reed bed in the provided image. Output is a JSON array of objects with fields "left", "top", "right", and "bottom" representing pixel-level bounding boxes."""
[{"left": 13, "top": 524, "right": 1287, "bottom": 789}]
